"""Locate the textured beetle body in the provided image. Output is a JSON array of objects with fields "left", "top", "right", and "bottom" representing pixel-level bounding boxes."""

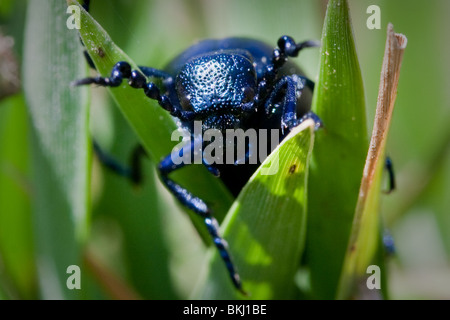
[
  {"left": 161, "top": 38, "right": 313, "bottom": 194},
  {"left": 76, "top": 24, "right": 319, "bottom": 293},
  {"left": 166, "top": 38, "right": 310, "bottom": 129},
  {"left": 166, "top": 38, "right": 302, "bottom": 80}
]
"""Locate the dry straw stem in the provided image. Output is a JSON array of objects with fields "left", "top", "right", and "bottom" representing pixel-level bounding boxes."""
[
  {"left": 338, "top": 23, "right": 407, "bottom": 299},
  {"left": 364, "top": 23, "right": 407, "bottom": 184}
]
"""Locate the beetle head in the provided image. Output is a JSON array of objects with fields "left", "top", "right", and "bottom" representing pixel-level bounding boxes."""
[{"left": 176, "top": 51, "right": 257, "bottom": 131}]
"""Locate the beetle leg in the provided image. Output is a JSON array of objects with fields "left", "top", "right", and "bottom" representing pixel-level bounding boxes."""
[
  {"left": 138, "top": 66, "right": 172, "bottom": 81},
  {"left": 158, "top": 137, "right": 244, "bottom": 293},
  {"left": 382, "top": 228, "right": 396, "bottom": 256},
  {"left": 297, "top": 111, "right": 323, "bottom": 131},
  {"left": 158, "top": 137, "right": 218, "bottom": 213},
  {"left": 82, "top": 0, "right": 90, "bottom": 11},
  {"left": 93, "top": 141, "right": 146, "bottom": 186},
  {"left": 265, "top": 75, "right": 304, "bottom": 130},
  {"left": 74, "top": 61, "right": 196, "bottom": 122},
  {"left": 266, "top": 75, "right": 322, "bottom": 133},
  {"left": 383, "top": 156, "right": 396, "bottom": 194},
  {"left": 129, "top": 144, "right": 147, "bottom": 185}
]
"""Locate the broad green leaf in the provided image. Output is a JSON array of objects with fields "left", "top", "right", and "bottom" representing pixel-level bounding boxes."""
[
  {"left": 23, "top": 0, "right": 90, "bottom": 299},
  {"left": 195, "top": 120, "right": 316, "bottom": 300},
  {"left": 306, "top": 0, "right": 368, "bottom": 299},
  {"left": 69, "top": 0, "right": 233, "bottom": 240}
]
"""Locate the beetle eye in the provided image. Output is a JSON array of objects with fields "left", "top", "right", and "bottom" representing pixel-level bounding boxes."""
[
  {"left": 177, "top": 82, "right": 194, "bottom": 111},
  {"left": 179, "top": 92, "right": 192, "bottom": 111},
  {"left": 242, "top": 87, "right": 255, "bottom": 103}
]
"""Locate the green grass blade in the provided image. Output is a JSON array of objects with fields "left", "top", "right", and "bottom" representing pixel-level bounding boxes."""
[
  {"left": 23, "top": 0, "right": 90, "bottom": 299},
  {"left": 91, "top": 124, "right": 180, "bottom": 299},
  {"left": 0, "top": 95, "right": 36, "bottom": 299},
  {"left": 195, "top": 120, "right": 316, "bottom": 300},
  {"left": 306, "top": 0, "right": 368, "bottom": 299},
  {"left": 81, "top": 0, "right": 183, "bottom": 300},
  {"left": 69, "top": 0, "right": 233, "bottom": 236}
]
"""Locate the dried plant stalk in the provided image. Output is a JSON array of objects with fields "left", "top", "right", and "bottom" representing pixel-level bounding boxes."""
[
  {"left": 338, "top": 23, "right": 407, "bottom": 299},
  {"left": 364, "top": 23, "right": 407, "bottom": 185}
]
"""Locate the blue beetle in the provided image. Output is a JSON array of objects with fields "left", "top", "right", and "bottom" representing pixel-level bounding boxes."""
[{"left": 76, "top": 1, "right": 320, "bottom": 295}]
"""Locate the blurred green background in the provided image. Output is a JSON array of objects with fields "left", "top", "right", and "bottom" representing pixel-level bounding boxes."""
[{"left": 0, "top": 0, "right": 449, "bottom": 299}]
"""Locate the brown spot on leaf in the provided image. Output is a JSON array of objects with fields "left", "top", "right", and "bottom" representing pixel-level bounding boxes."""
[
  {"left": 96, "top": 47, "right": 105, "bottom": 58},
  {"left": 288, "top": 164, "right": 297, "bottom": 175}
]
